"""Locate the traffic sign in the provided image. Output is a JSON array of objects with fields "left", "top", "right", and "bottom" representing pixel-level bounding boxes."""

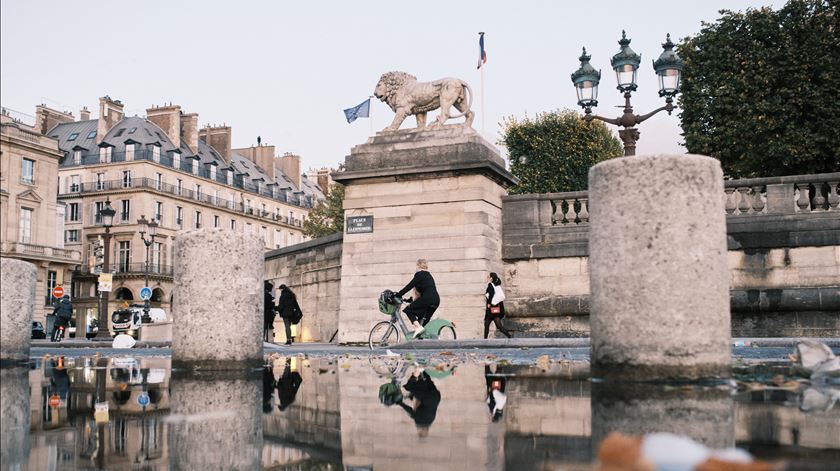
[
  {"left": 98, "top": 273, "right": 113, "bottom": 292},
  {"left": 139, "top": 287, "right": 152, "bottom": 301},
  {"left": 52, "top": 286, "right": 65, "bottom": 298},
  {"left": 137, "top": 392, "right": 150, "bottom": 407}
]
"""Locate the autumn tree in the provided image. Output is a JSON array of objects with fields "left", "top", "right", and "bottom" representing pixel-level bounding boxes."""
[
  {"left": 302, "top": 183, "right": 345, "bottom": 238},
  {"left": 678, "top": 0, "right": 840, "bottom": 177},
  {"left": 500, "top": 110, "right": 623, "bottom": 194}
]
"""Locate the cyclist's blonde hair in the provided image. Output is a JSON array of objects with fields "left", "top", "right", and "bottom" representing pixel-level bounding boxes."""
[{"left": 416, "top": 259, "right": 428, "bottom": 270}]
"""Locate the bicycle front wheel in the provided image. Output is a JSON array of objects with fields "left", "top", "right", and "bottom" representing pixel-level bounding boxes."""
[{"left": 369, "top": 321, "right": 401, "bottom": 350}]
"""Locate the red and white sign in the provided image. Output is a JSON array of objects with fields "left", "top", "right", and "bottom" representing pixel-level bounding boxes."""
[{"left": 52, "top": 286, "right": 65, "bottom": 299}]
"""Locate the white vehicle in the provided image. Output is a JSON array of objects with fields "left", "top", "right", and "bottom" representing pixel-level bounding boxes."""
[{"left": 111, "top": 305, "right": 168, "bottom": 338}]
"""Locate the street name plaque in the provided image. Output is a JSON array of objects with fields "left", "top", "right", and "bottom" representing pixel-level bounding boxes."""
[{"left": 346, "top": 215, "right": 374, "bottom": 234}]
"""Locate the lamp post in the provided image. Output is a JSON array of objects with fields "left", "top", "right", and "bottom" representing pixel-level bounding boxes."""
[
  {"left": 571, "top": 31, "right": 684, "bottom": 156},
  {"left": 97, "top": 199, "right": 116, "bottom": 337},
  {"left": 137, "top": 215, "right": 158, "bottom": 323}
]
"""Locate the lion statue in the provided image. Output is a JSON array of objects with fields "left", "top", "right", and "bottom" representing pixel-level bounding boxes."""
[{"left": 374, "top": 71, "right": 475, "bottom": 132}]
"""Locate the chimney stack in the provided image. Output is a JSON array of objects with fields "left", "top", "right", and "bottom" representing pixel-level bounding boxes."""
[
  {"left": 180, "top": 112, "right": 199, "bottom": 152},
  {"left": 79, "top": 106, "right": 91, "bottom": 121},
  {"left": 146, "top": 104, "right": 182, "bottom": 148},
  {"left": 199, "top": 125, "right": 232, "bottom": 164},
  {"left": 231, "top": 143, "right": 276, "bottom": 180},
  {"left": 97, "top": 96, "right": 124, "bottom": 144},
  {"left": 277, "top": 154, "right": 302, "bottom": 190},
  {"left": 34, "top": 105, "right": 74, "bottom": 135}
]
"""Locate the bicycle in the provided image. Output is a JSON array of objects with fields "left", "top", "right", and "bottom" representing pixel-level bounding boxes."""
[{"left": 368, "top": 290, "right": 457, "bottom": 350}]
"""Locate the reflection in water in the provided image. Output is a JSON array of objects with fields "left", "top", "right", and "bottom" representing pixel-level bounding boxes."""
[
  {"left": 13, "top": 355, "right": 840, "bottom": 469},
  {"left": 1, "top": 366, "right": 30, "bottom": 471}
]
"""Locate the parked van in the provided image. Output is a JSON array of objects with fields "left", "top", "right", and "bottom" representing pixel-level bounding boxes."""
[{"left": 111, "top": 305, "right": 168, "bottom": 338}]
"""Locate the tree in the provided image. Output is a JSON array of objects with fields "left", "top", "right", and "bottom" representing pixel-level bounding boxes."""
[
  {"left": 678, "top": 0, "right": 840, "bottom": 178},
  {"left": 500, "top": 110, "right": 623, "bottom": 194},
  {"left": 302, "top": 183, "right": 345, "bottom": 238}
]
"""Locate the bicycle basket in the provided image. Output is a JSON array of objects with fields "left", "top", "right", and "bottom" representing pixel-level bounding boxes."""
[
  {"left": 378, "top": 290, "right": 398, "bottom": 316},
  {"left": 378, "top": 381, "right": 403, "bottom": 406}
]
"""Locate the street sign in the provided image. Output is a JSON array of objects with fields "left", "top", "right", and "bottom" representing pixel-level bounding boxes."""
[
  {"left": 139, "top": 286, "right": 152, "bottom": 301},
  {"left": 52, "top": 286, "right": 65, "bottom": 299},
  {"left": 94, "top": 401, "right": 109, "bottom": 424},
  {"left": 137, "top": 392, "right": 150, "bottom": 407},
  {"left": 346, "top": 215, "right": 374, "bottom": 234},
  {"left": 98, "top": 273, "right": 113, "bottom": 292}
]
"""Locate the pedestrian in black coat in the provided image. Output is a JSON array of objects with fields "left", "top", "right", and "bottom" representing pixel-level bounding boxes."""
[
  {"left": 276, "top": 285, "right": 300, "bottom": 345},
  {"left": 397, "top": 259, "right": 440, "bottom": 336},
  {"left": 277, "top": 359, "right": 302, "bottom": 411},
  {"left": 484, "top": 272, "right": 512, "bottom": 339},
  {"left": 51, "top": 295, "right": 73, "bottom": 342},
  {"left": 264, "top": 281, "right": 276, "bottom": 342}
]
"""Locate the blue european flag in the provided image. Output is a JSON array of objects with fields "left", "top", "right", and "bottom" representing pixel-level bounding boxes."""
[{"left": 343, "top": 99, "right": 370, "bottom": 124}]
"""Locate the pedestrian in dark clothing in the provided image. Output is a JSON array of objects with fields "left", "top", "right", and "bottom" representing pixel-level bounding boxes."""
[
  {"left": 397, "top": 371, "right": 441, "bottom": 434},
  {"left": 484, "top": 272, "right": 512, "bottom": 339},
  {"left": 485, "top": 364, "right": 507, "bottom": 422},
  {"left": 264, "top": 281, "right": 276, "bottom": 342},
  {"left": 262, "top": 365, "right": 276, "bottom": 413},
  {"left": 277, "top": 359, "right": 302, "bottom": 411},
  {"left": 276, "top": 284, "right": 300, "bottom": 345},
  {"left": 397, "top": 259, "right": 440, "bottom": 337},
  {"left": 51, "top": 295, "right": 73, "bottom": 342}
]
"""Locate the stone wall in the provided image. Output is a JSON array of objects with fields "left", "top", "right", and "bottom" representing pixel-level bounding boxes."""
[{"left": 265, "top": 233, "right": 343, "bottom": 342}]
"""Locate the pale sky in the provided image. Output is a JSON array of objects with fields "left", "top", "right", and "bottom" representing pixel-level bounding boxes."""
[{"left": 1, "top": 0, "right": 780, "bottom": 170}]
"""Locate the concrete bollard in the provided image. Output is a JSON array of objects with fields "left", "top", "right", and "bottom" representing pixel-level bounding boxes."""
[
  {"left": 0, "top": 367, "right": 31, "bottom": 470},
  {"left": 169, "top": 370, "right": 262, "bottom": 470},
  {"left": 1, "top": 258, "right": 37, "bottom": 364},
  {"left": 172, "top": 229, "right": 264, "bottom": 370},
  {"left": 588, "top": 155, "right": 730, "bottom": 381}
]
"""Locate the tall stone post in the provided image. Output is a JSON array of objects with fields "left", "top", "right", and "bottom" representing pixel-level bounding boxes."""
[
  {"left": 333, "top": 127, "right": 518, "bottom": 342},
  {"left": 1, "top": 258, "right": 37, "bottom": 364},
  {"left": 588, "top": 155, "right": 730, "bottom": 380},
  {"left": 171, "top": 229, "right": 264, "bottom": 370},
  {"left": 169, "top": 370, "right": 263, "bottom": 470}
]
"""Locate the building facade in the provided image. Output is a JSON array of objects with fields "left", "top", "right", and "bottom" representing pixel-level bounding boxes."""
[
  {"left": 47, "top": 96, "right": 322, "bottom": 334},
  {"left": 1, "top": 107, "right": 82, "bottom": 325}
]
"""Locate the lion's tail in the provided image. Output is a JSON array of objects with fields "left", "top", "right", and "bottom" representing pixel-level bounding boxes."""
[{"left": 447, "top": 80, "right": 473, "bottom": 120}]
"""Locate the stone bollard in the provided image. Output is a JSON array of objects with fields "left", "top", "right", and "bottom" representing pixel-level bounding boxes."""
[
  {"left": 0, "top": 367, "right": 30, "bottom": 470},
  {"left": 588, "top": 155, "right": 730, "bottom": 381},
  {"left": 1, "top": 258, "right": 37, "bottom": 364},
  {"left": 169, "top": 370, "right": 262, "bottom": 470},
  {"left": 172, "top": 229, "right": 264, "bottom": 370}
]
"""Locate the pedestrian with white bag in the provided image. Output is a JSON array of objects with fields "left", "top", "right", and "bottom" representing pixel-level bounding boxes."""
[{"left": 483, "top": 272, "right": 512, "bottom": 339}]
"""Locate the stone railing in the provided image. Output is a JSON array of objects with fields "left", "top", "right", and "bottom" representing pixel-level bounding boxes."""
[
  {"left": 503, "top": 172, "right": 840, "bottom": 260},
  {"left": 0, "top": 241, "right": 82, "bottom": 262}
]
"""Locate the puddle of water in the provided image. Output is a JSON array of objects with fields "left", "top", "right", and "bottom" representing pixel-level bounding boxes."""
[{"left": 2, "top": 354, "right": 838, "bottom": 470}]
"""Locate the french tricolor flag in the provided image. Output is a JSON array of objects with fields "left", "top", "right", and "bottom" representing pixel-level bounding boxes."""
[{"left": 477, "top": 32, "right": 487, "bottom": 69}]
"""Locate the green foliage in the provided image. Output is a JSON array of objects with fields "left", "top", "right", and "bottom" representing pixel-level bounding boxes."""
[
  {"left": 678, "top": 0, "right": 840, "bottom": 178},
  {"left": 500, "top": 110, "right": 623, "bottom": 194},
  {"left": 302, "top": 183, "right": 345, "bottom": 238}
]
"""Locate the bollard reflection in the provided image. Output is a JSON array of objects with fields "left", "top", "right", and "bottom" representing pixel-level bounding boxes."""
[
  {"left": 591, "top": 381, "right": 735, "bottom": 453},
  {"left": 168, "top": 369, "right": 263, "bottom": 471},
  {"left": 1, "top": 366, "right": 30, "bottom": 470}
]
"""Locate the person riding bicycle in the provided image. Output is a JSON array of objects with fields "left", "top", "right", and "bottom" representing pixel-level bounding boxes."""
[
  {"left": 396, "top": 259, "right": 440, "bottom": 338},
  {"left": 51, "top": 295, "right": 73, "bottom": 342}
]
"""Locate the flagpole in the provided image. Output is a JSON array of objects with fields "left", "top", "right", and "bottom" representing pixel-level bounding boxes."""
[
  {"left": 480, "top": 63, "right": 485, "bottom": 136},
  {"left": 369, "top": 95, "right": 374, "bottom": 136}
]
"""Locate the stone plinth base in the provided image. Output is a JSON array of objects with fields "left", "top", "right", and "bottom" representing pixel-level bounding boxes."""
[
  {"left": 334, "top": 127, "right": 518, "bottom": 342},
  {"left": 588, "top": 155, "right": 730, "bottom": 380}
]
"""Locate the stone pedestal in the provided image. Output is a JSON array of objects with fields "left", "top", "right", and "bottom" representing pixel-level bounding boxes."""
[
  {"left": 169, "top": 370, "right": 262, "bottom": 470},
  {"left": 334, "top": 126, "right": 518, "bottom": 342},
  {"left": 588, "top": 154, "right": 730, "bottom": 380},
  {"left": 1, "top": 258, "right": 37, "bottom": 364},
  {"left": 172, "top": 229, "right": 264, "bottom": 369}
]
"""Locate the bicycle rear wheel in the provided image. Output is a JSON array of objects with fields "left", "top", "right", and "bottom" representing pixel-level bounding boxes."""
[
  {"left": 369, "top": 321, "right": 401, "bottom": 350},
  {"left": 437, "top": 325, "right": 457, "bottom": 340}
]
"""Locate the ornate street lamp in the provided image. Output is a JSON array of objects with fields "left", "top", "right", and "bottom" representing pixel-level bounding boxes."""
[
  {"left": 571, "top": 31, "right": 684, "bottom": 156},
  {"left": 137, "top": 215, "right": 158, "bottom": 323},
  {"left": 97, "top": 200, "right": 116, "bottom": 338}
]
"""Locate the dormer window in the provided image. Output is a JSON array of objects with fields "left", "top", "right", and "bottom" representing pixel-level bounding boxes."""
[
  {"left": 209, "top": 165, "right": 217, "bottom": 180},
  {"left": 125, "top": 143, "right": 135, "bottom": 161},
  {"left": 68, "top": 132, "right": 79, "bottom": 141},
  {"left": 226, "top": 169, "right": 232, "bottom": 185},
  {"left": 192, "top": 159, "right": 198, "bottom": 175},
  {"left": 172, "top": 152, "right": 180, "bottom": 169},
  {"left": 152, "top": 145, "right": 161, "bottom": 163},
  {"left": 99, "top": 146, "right": 112, "bottom": 163},
  {"left": 73, "top": 150, "right": 81, "bottom": 165}
]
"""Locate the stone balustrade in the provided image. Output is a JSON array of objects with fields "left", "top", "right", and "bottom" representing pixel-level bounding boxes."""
[{"left": 503, "top": 172, "right": 840, "bottom": 260}]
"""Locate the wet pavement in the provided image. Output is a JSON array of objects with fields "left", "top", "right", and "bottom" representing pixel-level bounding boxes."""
[{"left": 3, "top": 345, "right": 839, "bottom": 470}]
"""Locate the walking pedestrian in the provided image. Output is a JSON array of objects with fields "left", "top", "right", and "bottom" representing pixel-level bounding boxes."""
[
  {"left": 277, "top": 358, "right": 303, "bottom": 411},
  {"left": 396, "top": 259, "right": 440, "bottom": 337},
  {"left": 264, "top": 281, "right": 276, "bottom": 342},
  {"left": 484, "top": 272, "right": 512, "bottom": 339},
  {"left": 276, "top": 284, "right": 301, "bottom": 345}
]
